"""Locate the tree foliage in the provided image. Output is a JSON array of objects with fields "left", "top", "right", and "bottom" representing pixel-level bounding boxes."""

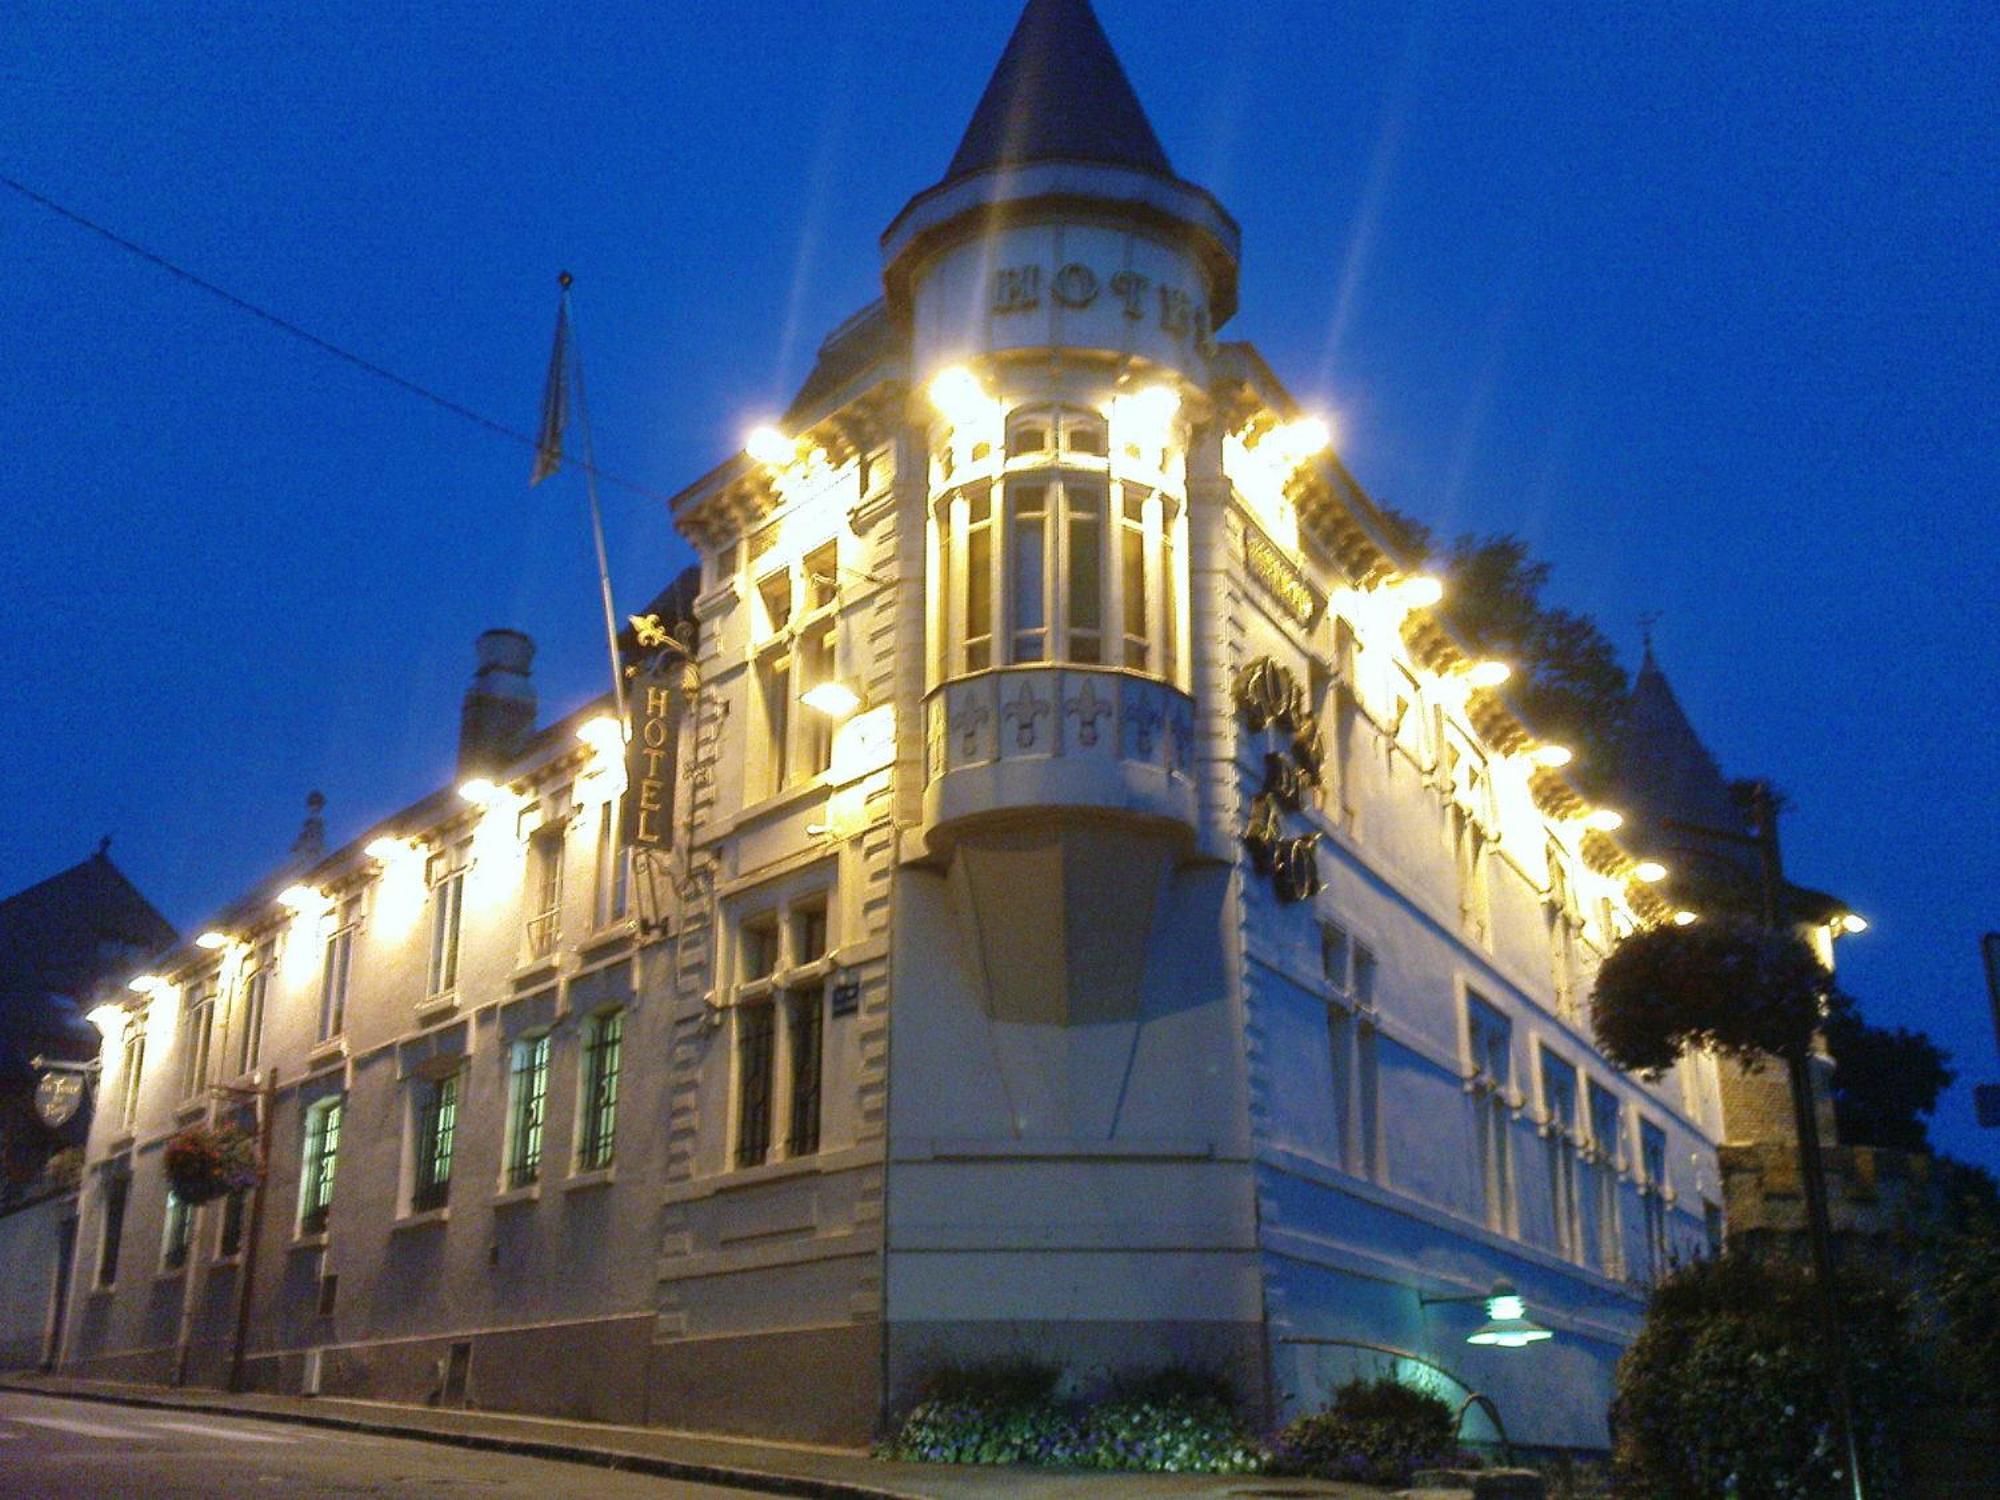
[
  {"left": 1377, "top": 510, "right": 1631, "bottom": 789},
  {"left": 1591, "top": 917, "right": 1833, "bottom": 1075},
  {"left": 1821, "top": 994, "right": 1957, "bottom": 1152}
]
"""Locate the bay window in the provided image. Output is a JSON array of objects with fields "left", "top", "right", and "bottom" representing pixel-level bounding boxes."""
[{"left": 934, "top": 404, "right": 1183, "bottom": 684}]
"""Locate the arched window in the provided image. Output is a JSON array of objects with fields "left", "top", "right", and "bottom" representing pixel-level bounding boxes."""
[{"left": 933, "top": 404, "right": 1183, "bottom": 683}]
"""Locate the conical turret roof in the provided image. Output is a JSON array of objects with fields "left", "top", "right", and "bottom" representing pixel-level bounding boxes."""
[
  {"left": 1616, "top": 643, "right": 1741, "bottom": 835},
  {"left": 943, "top": 0, "right": 1173, "bottom": 184}
]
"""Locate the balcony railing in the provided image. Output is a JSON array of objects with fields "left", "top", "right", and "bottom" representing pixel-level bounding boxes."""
[{"left": 923, "top": 666, "right": 1197, "bottom": 844}]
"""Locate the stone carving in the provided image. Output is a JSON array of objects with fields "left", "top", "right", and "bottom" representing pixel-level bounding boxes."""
[
  {"left": 1066, "top": 679, "right": 1112, "bottom": 747},
  {"left": 1002, "top": 681, "right": 1050, "bottom": 750}
]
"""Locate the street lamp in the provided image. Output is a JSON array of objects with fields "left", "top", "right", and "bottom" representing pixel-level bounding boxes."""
[{"left": 1420, "top": 1281, "right": 1553, "bottom": 1348}]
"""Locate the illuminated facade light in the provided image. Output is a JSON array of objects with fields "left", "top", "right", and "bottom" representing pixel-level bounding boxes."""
[
  {"left": 1673, "top": 910, "right": 1699, "bottom": 927},
  {"left": 86, "top": 1003, "right": 127, "bottom": 1037},
  {"left": 1582, "top": 808, "right": 1625, "bottom": 833},
  {"left": 800, "top": 681, "right": 862, "bottom": 720},
  {"left": 1529, "top": 744, "right": 1573, "bottom": 769},
  {"left": 1260, "top": 414, "right": 1332, "bottom": 469},
  {"left": 1393, "top": 574, "right": 1445, "bottom": 609},
  {"left": 365, "top": 836, "right": 408, "bottom": 863},
  {"left": 194, "top": 930, "right": 230, "bottom": 950},
  {"left": 277, "top": 884, "right": 321, "bottom": 913},
  {"left": 745, "top": 424, "right": 795, "bottom": 467},
  {"left": 127, "top": 974, "right": 164, "bottom": 995},
  {"left": 928, "top": 365, "right": 990, "bottom": 426},
  {"left": 1837, "top": 912, "right": 1869, "bottom": 935},
  {"left": 459, "top": 777, "right": 501, "bottom": 807},
  {"left": 576, "top": 715, "right": 625, "bottom": 755},
  {"left": 1632, "top": 861, "right": 1669, "bottom": 884},
  {"left": 1463, "top": 660, "right": 1512, "bottom": 690}
]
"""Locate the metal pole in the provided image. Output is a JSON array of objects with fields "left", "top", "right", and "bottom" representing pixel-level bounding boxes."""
[
  {"left": 1749, "top": 784, "right": 1866, "bottom": 1500},
  {"left": 227, "top": 1069, "right": 275, "bottom": 1393}
]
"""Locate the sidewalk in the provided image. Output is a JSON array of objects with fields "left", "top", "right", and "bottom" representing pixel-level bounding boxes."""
[{"left": 0, "top": 1371, "right": 1369, "bottom": 1499}]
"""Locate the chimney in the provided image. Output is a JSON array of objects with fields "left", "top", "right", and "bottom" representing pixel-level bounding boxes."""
[
  {"left": 291, "top": 791, "right": 327, "bottom": 859},
  {"left": 458, "top": 629, "right": 537, "bottom": 776}
]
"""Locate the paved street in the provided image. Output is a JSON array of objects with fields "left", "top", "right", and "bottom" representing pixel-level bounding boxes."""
[{"left": 0, "top": 1391, "right": 772, "bottom": 1500}]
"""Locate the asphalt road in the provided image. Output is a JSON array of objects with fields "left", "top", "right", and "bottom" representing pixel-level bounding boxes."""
[{"left": 0, "top": 1391, "right": 775, "bottom": 1499}]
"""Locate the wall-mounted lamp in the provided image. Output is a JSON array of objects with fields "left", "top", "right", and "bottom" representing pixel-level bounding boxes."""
[
  {"left": 127, "top": 974, "right": 165, "bottom": 995},
  {"left": 1462, "top": 660, "right": 1512, "bottom": 690},
  {"left": 1631, "top": 861, "right": 1669, "bottom": 884},
  {"left": 1672, "top": 910, "right": 1699, "bottom": 927},
  {"left": 1835, "top": 912, "right": 1869, "bottom": 935},
  {"left": 194, "top": 931, "right": 230, "bottom": 951},
  {"left": 86, "top": 1003, "right": 128, "bottom": 1038},
  {"left": 1420, "top": 1280, "right": 1553, "bottom": 1348},
  {"left": 1582, "top": 808, "right": 1625, "bottom": 833},
  {"left": 276, "top": 884, "right": 321, "bottom": 913},
  {"left": 744, "top": 424, "right": 795, "bottom": 467},
  {"left": 1529, "top": 744, "right": 1573, "bottom": 769}
]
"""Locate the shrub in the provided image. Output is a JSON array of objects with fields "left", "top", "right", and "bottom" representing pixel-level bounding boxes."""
[
  {"left": 1612, "top": 1250, "right": 1917, "bottom": 1499},
  {"left": 880, "top": 1361, "right": 1265, "bottom": 1473},
  {"left": 1271, "top": 1377, "right": 1461, "bottom": 1486}
]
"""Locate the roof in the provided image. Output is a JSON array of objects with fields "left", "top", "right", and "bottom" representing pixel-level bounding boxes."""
[
  {"left": 1614, "top": 644, "right": 1743, "bottom": 837},
  {"left": 943, "top": 0, "right": 1173, "bottom": 184},
  {"left": 0, "top": 849, "right": 177, "bottom": 1007}
]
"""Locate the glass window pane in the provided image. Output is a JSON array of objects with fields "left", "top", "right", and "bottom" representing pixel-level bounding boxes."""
[{"left": 1011, "top": 483, "right": 1047, "bottom": 661}]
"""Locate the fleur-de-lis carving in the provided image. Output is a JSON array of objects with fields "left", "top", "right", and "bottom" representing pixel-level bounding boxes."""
[
  {"left": 955, "top": 695, "right": 992, "bottom": 760},
  {"left": 1124, "top": 685, "right": 1164, "bottom": 758},
  {"left": 1001, "top": 682, "right": 1049, "bottom": 749},
  {"left": 1066, "top": 679, "right": 1113, "bottom": 748}
]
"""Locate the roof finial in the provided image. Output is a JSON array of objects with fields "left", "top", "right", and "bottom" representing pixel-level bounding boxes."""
[
  {"left": 1638, "top": 611, "right": 1661, "bottom": 669},
  {"left": 96, "top": 834, "right": 112, "bottom": 859}
]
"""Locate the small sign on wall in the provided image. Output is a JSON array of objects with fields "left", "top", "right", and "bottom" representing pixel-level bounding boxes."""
[{"left": 830, "top": 978, "right": 861, "bottom": 1017}]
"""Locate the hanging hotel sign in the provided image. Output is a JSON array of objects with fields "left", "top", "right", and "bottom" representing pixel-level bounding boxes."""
[
  {"left": 34, "top": 1069, "right": 86, "bottom": 1129},
  {"left": 1233, "top": 658, "right": 1323, "bottom": 903},
  {"left": 621, "top": 666, "right": 677, "bottom": 850},
  {"left": 1240, "top": 524, "right": 1323, "bottom": 629}
]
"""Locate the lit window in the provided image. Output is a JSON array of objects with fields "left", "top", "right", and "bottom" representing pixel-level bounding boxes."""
[
  {"left": 785, "top": 987, "right": 823, "bottom": 1157},
  {"left": 577, "top": 1010, "right": 622, "bottom": 1172},
  {"left": 411, "top": 1071, "right": 460, "bottom": 1212},
  {"left": 1641, "top": 1119, "right": 1670, "bottom": 1278},
  {"left": 235, "top": 939, "right": 274, "bottom": 1076},
  {"left": 757, "top": 645, "right": 793, "bottom": 798},
  {"left": 162, "top": 1191, "right": 194, "bottom": 1271},
  {"left": 741, "top": 915, "right": 779, "bottom": 983},
  {"left": 594, "top": 798, "right": 630, "bottom": 927},
  {"left": 1322, "top": 921, "right": 1381, "bottom": 1180},
  {"left": 525, "top": 824, "right": 564, "bottom": 959},
  {"left": 179, "top": 978, "right": 217, "bottom": 1099},
  {"left": 506, "top": 1037, "right": 550, "bottom": 1188},
  {"left": 426, "top": 842, "right": 470, "bottom": 1000},
  {"left": 118, "top": 1026, "right": 146, "bottom": 1132},
  {"left": 320, "top": 897, "right": 359, "bottom": 1042},
  {"left": 300, "top": 1096, "right": 343, "bottom": 1233},
  {"left": 734, "top": 1000, "right": 775, "bottom": 1169}
]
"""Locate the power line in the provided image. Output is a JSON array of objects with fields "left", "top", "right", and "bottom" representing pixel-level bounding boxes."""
[{"left": 0, "top": 171, "right": 672, "bottom": 506}]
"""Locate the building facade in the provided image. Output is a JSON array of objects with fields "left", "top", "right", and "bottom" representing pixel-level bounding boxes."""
[{"left": 57, "top": 0, "right": 1853, "bottom": 1452}]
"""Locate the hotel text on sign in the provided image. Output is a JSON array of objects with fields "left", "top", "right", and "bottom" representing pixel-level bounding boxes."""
[{"left": 622, "top": 668, "right": 677, "bottom": 849}]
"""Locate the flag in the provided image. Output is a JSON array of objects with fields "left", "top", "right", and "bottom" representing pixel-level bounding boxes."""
[{"left": 530, "top": 293, "right": 569, "bottom": 486}]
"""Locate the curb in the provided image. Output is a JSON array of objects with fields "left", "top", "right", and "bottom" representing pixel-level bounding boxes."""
[{"left": 0, "top": 1376, "right": 925, "bottom": 1500}]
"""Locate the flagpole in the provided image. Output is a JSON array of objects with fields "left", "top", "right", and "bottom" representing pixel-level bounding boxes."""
[{"left": 556, "top": 274, "right": 630, "bottom": 732}]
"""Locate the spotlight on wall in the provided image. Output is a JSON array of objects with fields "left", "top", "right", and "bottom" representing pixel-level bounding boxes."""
[
  {"left": 127, "top": 974, "right": 165, "bottom": 995},
  {"left": 1260, "top": 414, "right": 1332, "bottom": 469},
  {"left": 1673, "top": 910, "right": 1699, "bottom": 927},
  {"left": 194, "top": 931, "right": 230, "bottom": 950},
  {"left": 1463, "top": 660, "right": 1512, "bottom": 690},
  {"left": 1582, "top": 809, "right": 1625, "bottom": 833},
  {"left": 1529, "top": 744, "right": 1574, "bottom": 769},
  {"left": 1836, "top": 912, "right": 1870, "bottom": 935},
  {"left": 800, "top": 681, "right": 862, "bottom": 720},
  {"left": 86, "top": 1003, "right": 128, "bottom": 1037},
  {"left": 458, "top": 778, "right": 501, "bottom": 807},
  {"left": 744, "top": 424, "right": 795, "bottom": 467},
  {"left": 1631, "top": 861, "right": 1669, "bottom": 884},
  {"left": 576, "top": 715, "right": 625, "bottom": 755},
  {"left": 929, "top": 365, "right": 991, "bottom": 427},
  {"left": 1391, "top": 574, "right": 1445, "bottom": 609}
]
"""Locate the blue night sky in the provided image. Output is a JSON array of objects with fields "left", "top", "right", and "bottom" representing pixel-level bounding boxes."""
[{"left": 4, "top": 2, "right": 1995, "bottom": 1171}]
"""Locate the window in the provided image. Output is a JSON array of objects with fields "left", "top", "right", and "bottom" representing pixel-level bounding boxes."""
[
  {"left": 797, "top": 621, "right": 836, "bottom": 776},
  {"left": 118, "top": 1023, "right": 145, "bottom": 1132},
  {"left": 320, "top": 896, "right": 358, "bottom": 1042},
  {"left": 525, "top": 824, "right": 564, "bottom": 959},
  {"left": 1640, "top": 1119, "right": 1670, "bottom": 1278},
  {"left": 785, "top": 988, "right": 823, "bottom": 1157},
  {"left": 235, "top": 939, "right": 273, "bottom": 1076},
  {"left": 1450, "top": 804, "right": 1492, "bottom": 947},
  {"left": 734, "top": 1000, "right": 776, "bottom": 1168},
  {"left": 1542, "top": 1048, "right": 1582, "bottom": 1262},
  {"left": 179, "top": 977, "right": 217, "bottom": 1099},
  {"left": 1322, "top": 921, "right": 1381, "bottom": 1179},
  {"left": 1467, "top": 993, "right": 1514, "bottom": 1234},
  {"left": 741, "top": 915, "right": 779, "bottom": 983},
  {"left": 1588, "top": 1081, "right": 1624, "bottom": 1276},
  {"left": 411, "top": 1071, "right": 461, "bottom": 1212},
  {"left": 1545, "top": 842, "right": 1580, "bottom": 1021},
  {"left": 300, "top": 1097, "right": 342, "bottom": 1233},
  {"left": 594, "top": 797, "right": 630, "bottom": 927},
  {"left": 1329, "top": 619, "right": 1360, "bottom": 826},
  {"left": 576, "top": 1010, "right": 622, "bottom": 1172},
  {"left": 506, "top": 1036, "right": 550, "bottom": 1187},
  {"left": 162, "top": 1191, "right": 194, "bottom": 1271},
  {"left": 757, "top": 644, "right": 793, "bottom": 798},
  {"left": 218, "top": 1190, "right": 246, "bottom": 1258},
  {"left": 427, "top": 841, "right": 470, "bottom": 999},
  {"left": 97, "top": 1171, "right": 129, "bottom": 1286},
  {"left": 935, "top": 406, "right": 1182, "bottom": 682}
]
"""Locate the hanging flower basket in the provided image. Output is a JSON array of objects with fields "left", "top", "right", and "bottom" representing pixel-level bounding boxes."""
[
  {"left": 163, "top": 1122, "right": 262, "bottom": 1205},
  {"left": 1591, "top": 916, "right": 1832, "bottom": 1076}
]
